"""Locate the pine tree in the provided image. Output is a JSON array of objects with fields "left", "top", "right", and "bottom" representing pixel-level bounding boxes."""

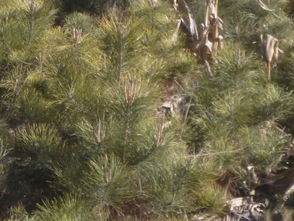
[{"left": 0, "top": 0, "right": 293, "bottom": 220}]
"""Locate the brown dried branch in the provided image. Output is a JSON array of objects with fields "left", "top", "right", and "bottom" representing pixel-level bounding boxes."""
[
  {"left": 72, "top": 28, "right": 83, "bottom": 44},
  {"left": 197, "top": 25, "right": 213, "bottom": 61},
  {"left": 260, "top": 34, "right": 283, "bottom": 81},
  {"left": 173, "top": 0, "right": 199, "bottom": 43}
]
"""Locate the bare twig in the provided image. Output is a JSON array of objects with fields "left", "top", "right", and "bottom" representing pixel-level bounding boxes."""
[
  {"left": 204, "top": 60, "right": 214, "bottom": 77},
  {"left": 187, "top": 148, "right": 245, "bottom": 158},
  {"left": 260, "top": 34, "right": 283, "bottom": 81},
  {"left": 173, "top": 0, "right": 199, "bottom": 43},
  {"left": 257, "top": 0, "right": 275, "bottom": 12},
  {"left": 256, "top": 0, "right": 280, "bottom": 18},
  {"left": 73, "top": 28, "right": 83, "bottom": 44}
]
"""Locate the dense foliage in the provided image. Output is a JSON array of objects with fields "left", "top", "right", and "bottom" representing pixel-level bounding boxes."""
[{"left": 0, "top": 0, "right": 293, "bottom": 220}]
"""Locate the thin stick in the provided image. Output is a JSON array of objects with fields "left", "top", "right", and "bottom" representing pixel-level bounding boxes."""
[
  {"left": 187, "top": 148, "right": 245, "bottom": 158},
  {"left": 267, "top": 62, "right": 271, "bottom": 81}
]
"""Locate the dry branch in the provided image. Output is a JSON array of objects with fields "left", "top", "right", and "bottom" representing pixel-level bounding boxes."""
[
  {"left": 72, "top": 28, "right": 82, "bottom": 44},
  {"left": 173, "top": 0, "right": 199, "bottom": 44},
  {"left": 260, "top": 34, "right": 283, "bottom": 81}
]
